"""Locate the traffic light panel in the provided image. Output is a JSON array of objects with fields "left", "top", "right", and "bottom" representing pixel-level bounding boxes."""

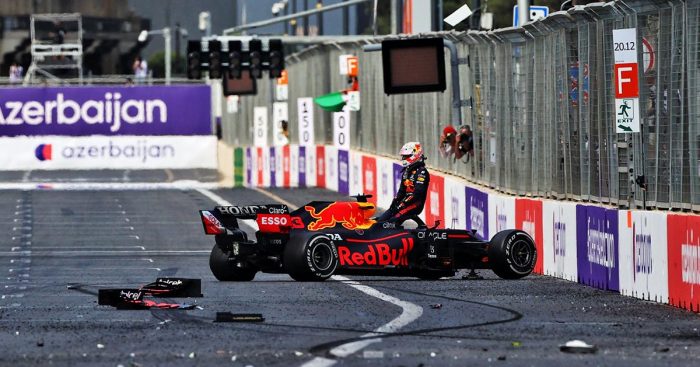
[
  {"left": 249, "top": 39, "right": 263, "bottom": 79},
  {"left": 208, "top": 40, "right": 222, "bottom": 79},
  {"left": 228, "top": 40, "right": 243, "bottom": 79},
  {"left": 186, "top": 40, "right": 201, "bottom": 80},
  {"left": 268, "top": 39, "right": 285, "bottom": 79}
]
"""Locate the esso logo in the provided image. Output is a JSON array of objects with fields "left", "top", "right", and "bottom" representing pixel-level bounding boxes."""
[{"left": 261, "top": 215, "right": 288, "bottom": 226}]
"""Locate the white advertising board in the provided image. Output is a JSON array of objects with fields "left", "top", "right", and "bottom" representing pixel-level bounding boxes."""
[
  {"left": 349, "top": 150, "right": 363, "bottom": 196},
  {"left": 376, "top": 157, "right": 395, "bottom": 210},
  {"left": 0, "top": 135, "right": 217, "bottom": 170},
  {"left": 618, "top": 211, "right": 669, "bottom": 303},
  {"left": 324, "top": 145, "right": 339, "bottom": 191},
  {"left": 261, "top": 147, "right": 271, "bottom": 188},
  {"left": 289, "top": 145, "right": 299, "bottom": 188},
  {"left": 444, "top": 177, "right": 467, "bottom": 230},
  {"left": 297, "top": 97, "right": 315, "bottom": 146},
  {"left": 305, "top": 145, "right": 317, "bottom": 187},
  {"left": 488, "top": 194, "right": 516, "bottom": 235},
  {"left": 542, "top": 201, "right": 579, "bottom": 281}
]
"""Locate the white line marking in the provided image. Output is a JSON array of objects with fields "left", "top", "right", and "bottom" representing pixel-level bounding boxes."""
[
  {"left": 195, "top": 189, "right": 259, "bottom": 231},
  {"left": 201, "top": 187, "right": 423, "bottom": 365},
  {"left": 21, "top": 170, "right": 31, "bottom": 183},
  {"left": 251, "top": 187, "right": 298, "bottom": 209},
  {"left": 301, "top": 276, "right": 423, "bottom": 367},
  {"left": 28, "top": 246, "right": 146, "bottom": 250},
  {"left": 0, "top": 181, "right": 221, "bottom": 191},
  {"left": 0, "top": 250, "right": 208, "bottom": 256},
  {"left": 50, "top": 267, "right": 161, "bottom": 272}
]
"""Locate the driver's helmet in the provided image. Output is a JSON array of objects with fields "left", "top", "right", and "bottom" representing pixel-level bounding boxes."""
[{"left": 399, "top": 142, "right": 423, "bottom": 168}]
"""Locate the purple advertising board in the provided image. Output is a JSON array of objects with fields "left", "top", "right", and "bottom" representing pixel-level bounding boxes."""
[
  {"left": 338, "top": 149, "right": 349, "bottom": 195},
  {"left": 269, "top": 147, "right": 277, "bottom": 188},
  {"left": 466, "top": 187, "right": 489, "bottom": 240},
  {"left": 245, "top": 147, "right": 252, "bottom": 186},
  {"left": 576, "top": 205, "right": 619, "bottom": 291},
  {"left": 0, "top": 85, "right": 211, "bottom": 136},
  {"left": 393, "top": 163, "right": 403, "bottom": 195},
  {"left": 298, "top": 146, "right": 306, "bottom": 188}
]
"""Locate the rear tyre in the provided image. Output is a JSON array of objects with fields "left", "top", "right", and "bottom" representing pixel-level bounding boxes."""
[
  {"left": 284, "top": 235, "right": 338, "bottom": 281},
  {"left": 488, "top": 230, "right": 537, "bottom": 279},
  {"left": 209, "top": 245, "right": 257, "bottom": 281}
]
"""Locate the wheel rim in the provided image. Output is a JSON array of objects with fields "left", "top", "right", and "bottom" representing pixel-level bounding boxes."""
[
  {"left": 311, "top": 242, "right": 334, "bottom": 271},
  {"left": 511, "top": 239, "right": 533, "bottom": 269}
]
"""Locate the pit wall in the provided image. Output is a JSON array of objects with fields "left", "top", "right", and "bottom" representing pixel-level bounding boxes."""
[{"left": 231, "top": 144, "right": 700, "bottom": 313}]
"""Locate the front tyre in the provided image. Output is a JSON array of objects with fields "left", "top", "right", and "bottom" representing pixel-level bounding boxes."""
[
  {"left": 488, "top": 230, "right": 536, "bottom": 279},
  {"left": 209, "top": 245, "right": 257, "bottom": 281},
  {"left": 284, "top": 235, "right": 339, "bottom": 281}
]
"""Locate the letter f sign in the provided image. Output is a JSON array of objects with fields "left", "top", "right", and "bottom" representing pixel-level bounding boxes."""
[{"left": 614, "top": 63, "right": 639, "bottom": 98}]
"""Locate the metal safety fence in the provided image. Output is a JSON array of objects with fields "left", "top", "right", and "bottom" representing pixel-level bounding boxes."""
[{"left": 220, "top": 0, "right": 700, "bottom": 212}]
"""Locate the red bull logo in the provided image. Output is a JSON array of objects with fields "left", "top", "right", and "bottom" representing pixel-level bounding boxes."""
[
  {"left": 338, "top": 238, "right": 414, "bottom": 266},
  {"left": 305, "top": 202, "right": 375, "bottom": 231}
]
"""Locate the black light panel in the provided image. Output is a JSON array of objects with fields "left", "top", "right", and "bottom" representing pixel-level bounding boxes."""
[{"left": 381, "top": 38, "right": 446, "bottom": 95}]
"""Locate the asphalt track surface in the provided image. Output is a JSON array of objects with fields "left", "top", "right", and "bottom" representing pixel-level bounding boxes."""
[{"left": 0, "top": 172, "right": 699, "bottom": 366}]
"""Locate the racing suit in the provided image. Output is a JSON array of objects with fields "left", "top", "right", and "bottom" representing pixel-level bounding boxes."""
[{"left": 376, "top": 160, "right": 430, "bottom": 224}]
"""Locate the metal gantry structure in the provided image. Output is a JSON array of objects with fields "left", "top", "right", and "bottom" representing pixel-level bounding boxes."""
[{"left": 25, "top": 13, "right": 83, "bottom": 85}]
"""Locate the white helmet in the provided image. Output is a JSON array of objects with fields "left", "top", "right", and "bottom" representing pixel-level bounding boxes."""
[{"left": 399, "top": 142, "right": 423, "bottom": 167}]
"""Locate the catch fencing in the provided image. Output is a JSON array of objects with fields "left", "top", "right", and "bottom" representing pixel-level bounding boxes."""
[{"left": 220, "top": 0, "right": 700, "bottom": 212}]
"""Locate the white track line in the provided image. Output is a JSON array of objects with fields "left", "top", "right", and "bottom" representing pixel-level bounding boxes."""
[
  {"left": 0, "top": 181, "right": 220, "bottom": 191},
  {"left": 302, "top": 275, "right": 423, "bottom": 367},
  {"left": 198, "top": 187, "right": 423, "bottom": 365}
]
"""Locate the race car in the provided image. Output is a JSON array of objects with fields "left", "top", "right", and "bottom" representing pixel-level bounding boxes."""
[{"left": 199, "top": 195, "right": 536, "bottom": 281}]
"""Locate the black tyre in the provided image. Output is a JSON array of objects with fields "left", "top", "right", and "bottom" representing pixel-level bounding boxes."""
[
  {"left": 488, "top": 230, "right": 537, "bottom": 279},
  {"left": 209, "top": 245, "right": 257, "bottom": 281},
  {"left": 283, "top": 235, "right": 338, "bottom": 281}
]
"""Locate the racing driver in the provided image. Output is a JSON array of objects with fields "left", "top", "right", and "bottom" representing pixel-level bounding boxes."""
[{"left": 376, "top": 142, "right": 430, "bottom": 225}]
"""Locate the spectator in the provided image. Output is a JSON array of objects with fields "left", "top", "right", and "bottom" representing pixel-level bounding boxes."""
[
  {"left": 132, "top": 56, "right": 148, "bottom": 83},
  {"left": 439, "top": 124, "right": 474, "bottom": 163},
  {"left": 457, "top": 125, "right": 475, "bottom": 162},
  {"left": 9, "top": 62, "right": 23, "bottom": 83}
]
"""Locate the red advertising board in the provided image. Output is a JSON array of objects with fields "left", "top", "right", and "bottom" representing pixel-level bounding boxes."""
[
  {"left": 667, "top": 214, "right": 700, "bottom": 312},
  {"left": 316, "top": 146, "right": 326, "bottom": 189},
  {"left": 256, "top": 147, "right": 263, "bottom": 187},
  {"left": 614, "top": 62, "right": 639, "bottom": 98},
  {"left": 424, "top": 174, "right": 444, "bottom": 228},
  {"left": 516, "top": 198, "right": 544, "bottom": 274},
  {"left": 282, "top": 145, "right": 290, "bottom": 188},
  {"left": 361, "top": 155, "right": 377, "bottom": 206}
]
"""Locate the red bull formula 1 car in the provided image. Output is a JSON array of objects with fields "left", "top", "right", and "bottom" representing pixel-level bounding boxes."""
[{"left": 199, "top": 195, "right": 536, "bottom": 281}]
